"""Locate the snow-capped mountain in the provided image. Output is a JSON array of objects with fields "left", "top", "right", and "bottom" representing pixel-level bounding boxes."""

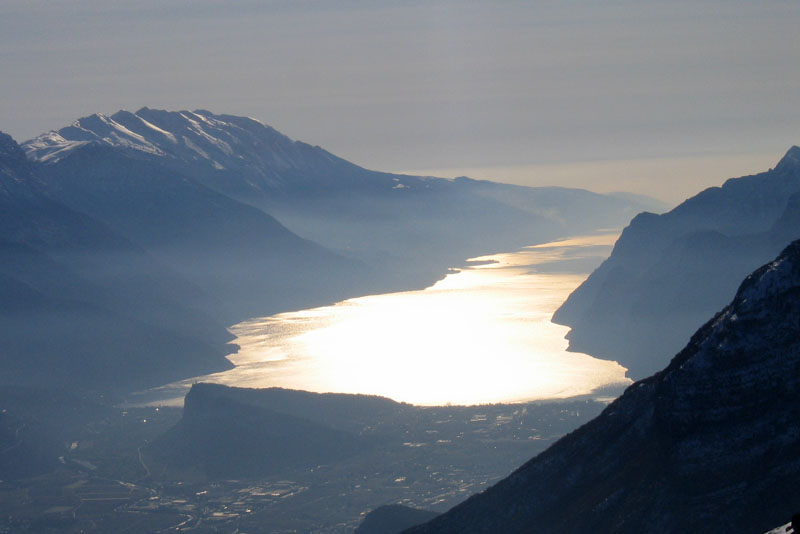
[
  {"left": 23, "top": 108, "right": 663, "bottom": 291},
  {"left": 408, "top": 240, "right": 800, "bottom": 534},
  {"left": 23, "top": 108, "right": 415, "bottom": 196},
  {"left": 21, "top": 134, "right": 369, "bottom": 324},
  {"left": 26, "top": 108, "right": 318, "bottom": 171}
]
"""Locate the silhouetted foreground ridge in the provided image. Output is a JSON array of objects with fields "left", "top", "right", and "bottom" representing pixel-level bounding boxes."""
[
  {"left": 23, "top": 108, "right": 660, "bottom": 302},
  {"left": 408, "top": 240, "right": 800, "bottom": 534}
]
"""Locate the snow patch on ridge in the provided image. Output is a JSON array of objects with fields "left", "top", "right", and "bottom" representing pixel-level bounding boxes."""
[
  {"left": 21, "top": 108, "right": 343, "bottom": 192},
  {"left": 136, "top": 115, "right": 178, "bottom": 143},
  {"left": 763, "top": 522, "right": 790, "bottom": 534},
  {"left": 23, "top": 113, "right": 168, "bottom": 162},
  {"left": 23, "top": 132, "right": 89, "bottom": 163}
]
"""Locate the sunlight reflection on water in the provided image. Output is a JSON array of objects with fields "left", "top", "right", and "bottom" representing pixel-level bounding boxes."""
[{"left": 134, "top": 233, "right": 630, "bottom": 406}]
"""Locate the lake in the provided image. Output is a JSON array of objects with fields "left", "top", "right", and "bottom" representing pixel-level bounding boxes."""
[{"left": 131, "top": 233, "right": 630, "bottom": 407}]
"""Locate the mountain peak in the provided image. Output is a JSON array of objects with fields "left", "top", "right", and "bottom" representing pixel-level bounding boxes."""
[
  {"left": 22, "top": 108, "right": 301, "bottom": 174},
  {"left": 775, "top": 145, "right": 800, "bottom": 172},
  {"left": 22, "top": 111, "right": 167, "bottom": 163},
  {"left": 21, "top": 107, "right": 371, "bottom": 198},
  {"left": 727, "top": 238, "right": 800, "bottom": 315}
]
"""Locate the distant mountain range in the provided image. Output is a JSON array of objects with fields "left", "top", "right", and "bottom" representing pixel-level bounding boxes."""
[
  {"left": 23, "top": 108, "right": 662, "bottom": 289},
  {"left": 0, "top": 108, "right": 659, "bottom": 392},
  {"left": 554, "top": 146, "right": 800, "bottom": 378},
  {"left": 407, "top": 239, "right": 800, "bottom": 533}
]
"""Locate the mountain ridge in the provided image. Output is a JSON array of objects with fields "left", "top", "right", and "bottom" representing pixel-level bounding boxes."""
[
  {"left": 22, "top": 108, "right": 663, "bottom": 304},
  {"left": 407, "top": 239, "right": 800, "bottom": 533},
  {"left": 553, "top": 146, "right": 800, "bottom": 378}
]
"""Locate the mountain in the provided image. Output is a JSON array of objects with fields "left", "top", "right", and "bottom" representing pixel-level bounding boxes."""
[
  {"left": 355, "top": 505, "right": 440, "bottom": 534},
  {"left": 0, "top": 132, "right": 233, "bottom": 391},
  {"left": 407, "top": 240, "right": 800, "bottom": 534},
  {"left": 22, "top": 132, "right": 370, "bottom": 323},
  {"left": 23, "top": 108, "right": 663, "bottom": 291},
  {"left": 160, "top": 382, "right": 409, "bottom": 434},
  {"left": 553, "top": 146, "right": 800, "bottom": 378},
  {"left": 146, "top": 384, "right": 369, "bottom": 479},
  {"left": 145, "top": 383, "right": 413, "bottom": 480}
]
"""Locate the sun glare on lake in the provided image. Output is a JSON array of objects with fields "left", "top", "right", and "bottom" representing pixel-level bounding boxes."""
[{"left": 136, "top": 233, "right": 630, "bottom": 406}]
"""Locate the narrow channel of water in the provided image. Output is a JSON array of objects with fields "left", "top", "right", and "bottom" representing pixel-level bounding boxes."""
[{"left": 131, "top": 233, "right": 631, "bottom": 407}]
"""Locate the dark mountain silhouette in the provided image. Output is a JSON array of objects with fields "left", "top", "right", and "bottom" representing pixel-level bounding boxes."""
[
  {"left": 0, "top": 132, "right": 232, "bottom": 391},
  {"left": 146, "top": 384, "right": 391, "bottom": 479},
  {"left": 407, "top": 240, "right": 800, "bottom": 534},
  {"left": 355, "top": 505, "right": 440, "bottom": 534},
  {"left": 554, "top": 146, "right": 800, "bottom": 378},
  {"left": 170, "top": 383, "right": 409, "bottom": 433}
]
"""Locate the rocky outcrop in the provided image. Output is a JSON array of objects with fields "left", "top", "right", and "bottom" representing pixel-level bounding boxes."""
[{"left": 554, "top": 146, "right": 800, "bottom": 378}]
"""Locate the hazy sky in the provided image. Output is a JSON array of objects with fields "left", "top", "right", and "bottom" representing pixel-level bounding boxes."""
[{"left": 2, "top": 1, "right": 799, "bottom": 203}]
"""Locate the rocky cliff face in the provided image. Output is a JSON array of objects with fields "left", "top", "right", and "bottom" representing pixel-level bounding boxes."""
[
  {"left": 554, "top": 146, "right": 800, "bottom": 378},
  {"left": 408, "top": 240, "right": 800, "bottom": 534}
]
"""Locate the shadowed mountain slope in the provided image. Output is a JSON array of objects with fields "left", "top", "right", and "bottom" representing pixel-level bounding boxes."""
[
  {"left": 30, "top": 142, "right": 367, "bottom": 322},
  {"left": 554, "top": 146, "right": 800, "bottom": 378},
  {"left": 408, "top": 240, "right": 800, "bottom": 534},
  {"left": 0, "top": 132, "right": 232, "bottom": 391},
  {"left": 145, "top": 384, "right": 399, "bottom": 480}
]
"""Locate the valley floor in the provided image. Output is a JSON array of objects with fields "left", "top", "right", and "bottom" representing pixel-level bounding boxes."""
[{"left": 0, "top": 397, "right": 609, "bottom": 534}]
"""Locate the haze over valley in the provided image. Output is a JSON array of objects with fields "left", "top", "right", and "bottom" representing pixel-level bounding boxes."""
[
  {"left": 1, "top": 109, "right": 657, "bottom": 394},
  {"left": 3, "top": 107, "right": 800, "bottom": 533},
  {"left": 0, "top": 112, "right": 655, "bottom": 533},
  {"left": 134, "top": 233, "right": 630, "bottom": 408},
  {"left": 2, "top": 2, "right": 800, "bottom": 533}
]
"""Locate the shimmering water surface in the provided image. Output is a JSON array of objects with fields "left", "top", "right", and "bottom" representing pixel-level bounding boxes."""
[{"left": 134, "top": 233, "right": 631, "bottom": 406}]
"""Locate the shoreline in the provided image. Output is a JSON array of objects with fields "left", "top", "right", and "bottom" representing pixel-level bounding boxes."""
[{"left": 127, "top": 232, "right": 628, "bottom": 409}]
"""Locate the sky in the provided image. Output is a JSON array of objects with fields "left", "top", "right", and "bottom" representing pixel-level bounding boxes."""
[{"left": 1, "top": 0, "right": 799, "bottom": 204}]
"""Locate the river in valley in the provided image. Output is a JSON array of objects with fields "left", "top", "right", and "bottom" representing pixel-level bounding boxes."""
[{"left": 131, "top": 233, "right": 631, "bottom": 407}]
